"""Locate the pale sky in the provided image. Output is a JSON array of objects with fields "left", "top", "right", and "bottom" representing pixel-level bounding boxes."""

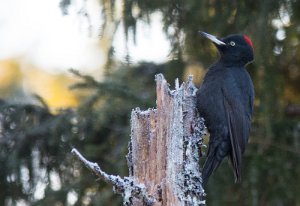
[
  {"left": 113, "top": 12, "right": 171, "bottom": 64},
  {"left": 0, "top": 0, "right": 170, "bottom": 73}
]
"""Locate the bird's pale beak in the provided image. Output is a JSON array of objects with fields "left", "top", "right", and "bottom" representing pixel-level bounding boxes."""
[{"left": 199, "top": 31, "right": 226, "bottom": 46}]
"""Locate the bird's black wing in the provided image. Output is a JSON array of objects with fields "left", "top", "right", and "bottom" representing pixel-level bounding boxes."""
[{"left": 222, "top": 86, "right": 251, "bottom": 182}]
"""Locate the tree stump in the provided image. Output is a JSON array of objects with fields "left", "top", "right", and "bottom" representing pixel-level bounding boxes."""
[
  {"left": 128, "top": 73, "right": 205, "bottom": 205},
  {"left": 72, "top": 74, "right": 206, "bottom": 205}
]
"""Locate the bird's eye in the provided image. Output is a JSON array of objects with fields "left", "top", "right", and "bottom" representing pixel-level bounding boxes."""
[{"left": 229, "top": 41, "right": 235, "bottom": 46}]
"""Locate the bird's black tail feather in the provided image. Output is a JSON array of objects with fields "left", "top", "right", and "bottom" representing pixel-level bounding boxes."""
[{"left": 202, "top": 151, "right": 222, "bottom": 187}]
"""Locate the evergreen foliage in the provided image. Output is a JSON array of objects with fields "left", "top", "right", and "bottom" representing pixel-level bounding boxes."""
[{"left": 1, "top": 0, "right": 300, "bottom": 205}]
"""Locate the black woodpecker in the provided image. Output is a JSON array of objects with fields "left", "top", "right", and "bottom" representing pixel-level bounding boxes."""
[{"left": 196, "top": 32, "right": 254, "bottom": 187}]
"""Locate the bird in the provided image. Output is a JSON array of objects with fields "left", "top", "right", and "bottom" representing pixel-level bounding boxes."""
[{"left": 196, "top": 31, "right": 254, "bottom": 187}]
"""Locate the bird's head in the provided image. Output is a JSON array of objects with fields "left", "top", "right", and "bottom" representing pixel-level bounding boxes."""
[{"left": 199, "top": 31, "right": 254, "bottom": 66}]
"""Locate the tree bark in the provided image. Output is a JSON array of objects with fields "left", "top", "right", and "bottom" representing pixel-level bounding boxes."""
[
  {"left": 128, "top": 74, "right": 205, "bottom": 205},
  {"left": 72, "top": 73, "right": 206, "bottom": 205}
]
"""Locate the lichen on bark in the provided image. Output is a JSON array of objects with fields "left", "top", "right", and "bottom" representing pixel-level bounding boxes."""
[{"left": 72, "top": 74, "right": 206, "bottom": 205}]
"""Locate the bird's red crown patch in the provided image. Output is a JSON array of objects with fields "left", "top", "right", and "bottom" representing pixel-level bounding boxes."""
[{"left": 244, "top": 35, "right": 253, "bottom": 49}]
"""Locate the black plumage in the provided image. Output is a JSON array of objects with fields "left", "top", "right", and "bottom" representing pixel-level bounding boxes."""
[{"left": 196, "top": 32, "right": 254, "bottom": 186}]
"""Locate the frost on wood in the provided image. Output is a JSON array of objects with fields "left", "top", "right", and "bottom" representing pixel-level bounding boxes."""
[
  {"left": 71, "top": 74, "right": 206, "bottom": 206},
  {"left": 71, "top": 148, "right": 155, "bottom": 205},
  {"left": 129, "top": 74, "right": 206, "bottom": 205}
]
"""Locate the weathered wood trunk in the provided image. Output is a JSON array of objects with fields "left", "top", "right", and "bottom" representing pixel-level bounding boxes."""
[
  {"left": 72, "top": 74, "right": 206, "bottom": 206},
  {"left": 128, "top": 74, "right": 206, "bottom": 205}
]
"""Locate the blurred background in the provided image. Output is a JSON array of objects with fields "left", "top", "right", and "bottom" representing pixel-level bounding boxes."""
[{"left": 1, "top": 0, "right": 300, "bottom": 205}]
